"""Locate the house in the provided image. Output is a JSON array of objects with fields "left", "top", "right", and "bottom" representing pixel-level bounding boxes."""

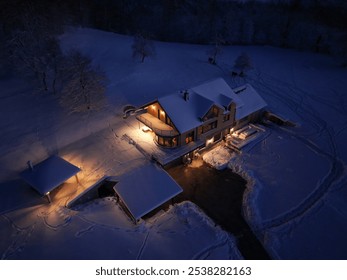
[{"left": 136, "top": 78, "right": 266, "bottom": 148}]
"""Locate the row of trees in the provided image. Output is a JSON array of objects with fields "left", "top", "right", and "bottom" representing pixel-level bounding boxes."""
[
  {"left": 64, "top": 0, "right": 347, "bottom": 64},
  {"left": 2, "top": 1, "right": 346, "bottom": 55},
  {"left": 0, "top": 1, "right": 345, "bottom": 115}
]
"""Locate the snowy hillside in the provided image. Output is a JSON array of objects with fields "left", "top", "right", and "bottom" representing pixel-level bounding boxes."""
[{"left": 1, "top": 27, "right": 347, "bottom": 259}]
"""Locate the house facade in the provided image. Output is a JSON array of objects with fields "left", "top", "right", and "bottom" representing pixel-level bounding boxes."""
[{"left": 136, "top": 78, "right": 266, "bottom": 148}]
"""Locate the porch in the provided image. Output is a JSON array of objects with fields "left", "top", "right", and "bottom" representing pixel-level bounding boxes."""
[
  {"left": 136, "top": 113, "right": 179, "bottom": 137},
  {"left": 122, "top": 117, "right": 204, "bottom": 166}
]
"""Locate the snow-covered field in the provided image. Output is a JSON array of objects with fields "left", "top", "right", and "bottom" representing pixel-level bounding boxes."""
[
  {"left": 1, "top": 27, "right": 347, "bottom": 259},
  {"left": 204, "top": 48, "right": 347, "bottom": 259}
]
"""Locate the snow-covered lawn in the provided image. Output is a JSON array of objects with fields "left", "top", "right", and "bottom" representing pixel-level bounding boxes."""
[
  {"left": 205, "top": 52, "right": 347, "bottom": 259},
  {"left": 0, "top": 198, "right": 240, "bottom": 260},
  {"left": 1, "top": 27, "right": 347, "bottom": 259}
]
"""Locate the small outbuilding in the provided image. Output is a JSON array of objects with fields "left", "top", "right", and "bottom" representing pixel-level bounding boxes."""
[
  {"left": 113, "top": 164, "right": 182, "bottom": 223},
  {"left": 20, "top": 155, "right": 80, "bottom": 202}
]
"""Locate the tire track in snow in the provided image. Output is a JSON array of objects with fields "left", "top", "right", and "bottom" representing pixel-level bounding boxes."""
[
  {"left": 256, "top": 125, "right": 344, "bottom": 231},
  {"left": 38, "top": 205, "right": 75, "bottom": 231},
  {"left": 42, "top": 214, "right": 72, "bottom": 231},
  {"left": 247, "top": 71, "right": 345, "bottom": 231},
  {"left": 136, "top": 230, "right": 150, "bottom": 260},
  {"left": 251, "top": 71, "right": 328, "bottom": 136},
  {"left": 192, "top": 235, "right": 239, "bottom": 260},
  {"left": 75, "top": 225, "right": 95, "bottom": 237},
  {"left": 1, "top": 215, "right": 36, "bottom": 259}
]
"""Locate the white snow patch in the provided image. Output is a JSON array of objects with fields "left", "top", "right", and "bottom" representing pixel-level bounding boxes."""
[{"left": 203, "top": 144, "right": 234, "bottom": 170}]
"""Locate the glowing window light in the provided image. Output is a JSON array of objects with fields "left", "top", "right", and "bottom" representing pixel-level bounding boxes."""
[
  {"left": 142, "top": 125, "right": 152, "bottom": 132},
  {"left": 206, "top": 137, "right": 214, "bottom": 146}
]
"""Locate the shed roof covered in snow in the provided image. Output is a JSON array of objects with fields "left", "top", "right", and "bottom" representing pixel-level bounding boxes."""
[
  {"left": 154, "top": 78, "right": 266, "bottom": 133},
  {"left": 113, "top": 164, "right": 182, "bottom": 221},
  {"left": 20, "top": 155, "right": 81, "bottom": 196}
]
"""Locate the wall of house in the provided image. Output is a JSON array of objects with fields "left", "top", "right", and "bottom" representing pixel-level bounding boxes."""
[
  {"left": 234, "top": 109, "right": 265, "bottom": 130},
  {"left": 146, "top": 102, "right": 175, "bottom": 129},
  {"left": 155, "top": 134, "right": 179, "bottom": 148},
  {"left": 146, "top": 102, "right": 179, "bottom": 147},
  {"left": 196, "top": 103, "right": 236, "bottom": 146},
  {"left": 148, "top": 99, "right": 264, "bottom": 149},
  {"left": 180, "top": 129, "right": 196, "bottom": 146},
  {"left": 147, "top": 102, "right": 166, "bottom": 122}
]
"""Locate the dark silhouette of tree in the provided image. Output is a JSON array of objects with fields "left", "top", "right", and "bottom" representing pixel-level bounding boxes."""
[
  {"left": 8, "top": 18, "right": 62, "bottom": 93},
  {"left": 233, "top": 52, "right": 253, "bottom": 77},
  {"left": 131, "top": 34, "right": 155, "bottom": 63},
  {"left": 60, "top": 50, "right": 107, "bottom": 113},
  {"left": 3, "top": 1, "right": 65, "bottom": 93},
  {"left": 207, "top": 36, "right": 224, "bottom": 65}
]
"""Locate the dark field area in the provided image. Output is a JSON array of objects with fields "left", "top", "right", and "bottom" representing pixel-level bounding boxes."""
[{"left": 167, "top": 160, "right": 270, "bottom": 260}]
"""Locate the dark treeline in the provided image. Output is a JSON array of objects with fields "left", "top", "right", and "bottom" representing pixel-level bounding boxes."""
[
  {"left": 0, "top": 0, "right": 107, "bottom": 113},
  {"left": 66, "top": 0, "right": 347, "bottom": 58},
  {"left": 1, "top": 0, "right": 347, "bottom": 59}
]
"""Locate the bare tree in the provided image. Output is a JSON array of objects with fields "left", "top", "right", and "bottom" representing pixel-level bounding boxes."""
[
  {"left": 59, "top": 50, "right": 107, "bottom": 113},
  {"left": 207, "top": 36, "right": 224, "bottom": 65},
  {"left": 232, "top": 52, "right": 253, "bottom": 77},
  {"left": 131, "top": 34, "right": 155, "bottom": 63},
  {"left": 7, "top": 5, "right": 63, "bottom": 94}
]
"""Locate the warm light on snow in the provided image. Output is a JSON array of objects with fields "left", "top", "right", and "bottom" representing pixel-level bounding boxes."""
[{"left": 141, "top": 125, "right": 152, "bottom": 132}]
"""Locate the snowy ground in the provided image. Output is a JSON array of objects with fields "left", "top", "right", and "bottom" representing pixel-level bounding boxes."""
[
  {"left": 0, "top": 197, "right": 240, "bottom": 260},
  {"left": 204, "top": 53, "right": 347, "bottom": 258},
  {"left": 1, "top": 27, "right": 347, "bottom": 259},
  {"left": 203, "top": 144, "right": 234, "bottom": 170}
]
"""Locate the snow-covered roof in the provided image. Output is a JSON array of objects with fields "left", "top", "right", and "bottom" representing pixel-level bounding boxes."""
[
  {"left": 191, "top": 78, "right": 244, "bottom": 109},
  {"left": 113, "top": 164, "right": 182, "bottom": 221},
  {"left": 155, "top": 78, "right": 266, "bottom": 133},
  {"left": 158, "top": 92, "right": 212, "bottom": 133},
  {"left": 20, "top": 155, "right": 81, "bottom": 196},
  {"left": 234, "top": 84, "right": 267, "bottom": 120}
]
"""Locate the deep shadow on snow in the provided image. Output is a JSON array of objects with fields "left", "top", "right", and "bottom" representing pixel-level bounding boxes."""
[{"left": 167, "top": 161, "right": 270, "bottom": 260}]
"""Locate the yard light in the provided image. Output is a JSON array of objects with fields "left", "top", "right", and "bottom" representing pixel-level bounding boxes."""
[
  {"left": 45, "top": 192, "right": 52, "bottom": 203},
  {"left": 206, "top": 137, "right": 214, "bottom": 146}
]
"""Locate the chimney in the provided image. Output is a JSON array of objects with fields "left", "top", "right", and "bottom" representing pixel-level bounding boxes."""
[
  {"left": 183, "top": 90, "right": 189, "bottom": 101},
  {"left": 27, "top": 160, "right": 34, "bottom": 171}
]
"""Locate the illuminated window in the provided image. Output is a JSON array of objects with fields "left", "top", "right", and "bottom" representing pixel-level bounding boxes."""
[
  {"left": 203, "top": 106, "right": 219, "bottom": 121},
  {"left": 200, "top": 120, "right": 218, "bottom": 134},
  {"left": 185, "top": 131, "right": 194, "bottom": 144},
  {"left": 156, "top": 135, "right": 178, "bottom": 147},
  {"left": 223, "top": 114, "right": 230, "bottom": 122}
]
